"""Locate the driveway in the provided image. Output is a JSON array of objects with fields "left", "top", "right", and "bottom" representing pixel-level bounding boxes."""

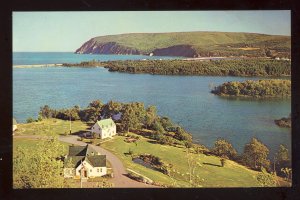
[{"left": 59, "top": 135, "right": 159, "bottom": 188}]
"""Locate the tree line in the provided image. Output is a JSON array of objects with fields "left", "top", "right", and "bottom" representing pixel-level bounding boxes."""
[
  {"left": 208, "top": 138, "right": 291, "bottom": 181},
  {"left": 38, "top": 100, "right": 292, "bottom": 181},
  {"left": 102, "top": 59, "right": 290, "bottom": 77},
  {"left": 211, "top": 79, "right": 291, "bottom": 98},
  {"left": 39, "top": 100, "right": 193, "bottom": 145}
]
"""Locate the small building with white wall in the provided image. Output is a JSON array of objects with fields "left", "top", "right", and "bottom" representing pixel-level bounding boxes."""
[
  {"left": 91, "top": 118, "right": 117, "bottom": 139},
  {"left": 64, "top": 145, "right": 107, "bottom": 179}
]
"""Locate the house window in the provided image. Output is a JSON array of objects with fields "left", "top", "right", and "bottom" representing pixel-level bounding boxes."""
[
  {"left": 90, "top": 169, "right": 92, "bottom": 172},
  {"left": 100, "top": 168, "right": 102, "bottom": 172},
  {"left": 97, "top": 168, "right": 99, "bottom": 172}
]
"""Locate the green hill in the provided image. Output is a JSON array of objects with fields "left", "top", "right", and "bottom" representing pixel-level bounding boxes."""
[{"left": 76, "top": 31, "right": 290, "bottom": 58}]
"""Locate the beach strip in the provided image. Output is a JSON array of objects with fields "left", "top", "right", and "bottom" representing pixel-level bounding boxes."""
[{"left": 13, "top": 63, "right": 63, "bottom": 68}]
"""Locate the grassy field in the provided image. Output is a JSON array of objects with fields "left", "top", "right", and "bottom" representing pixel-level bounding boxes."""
[
  {"left": 101, "top": 133, "right": 264, "bottom": 187},
  {"left": 89, "top": 32, "right": 290, "bottom": 54},
  {"left": 13, "top": 119, "right": 289, "bottom": 187},
  {"left": 14, "top": 118, "right": 90, "bottom": 136},
  {"left": 13, "top": 138, "right": 70, "bottom": 154}
]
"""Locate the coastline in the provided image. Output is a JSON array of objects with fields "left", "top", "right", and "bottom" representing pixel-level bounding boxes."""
[{"left": 13, "top": 63, "right": 63, "bottom": 68}]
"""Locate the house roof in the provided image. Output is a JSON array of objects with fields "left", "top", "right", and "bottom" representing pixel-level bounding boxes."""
[
  {"left": 68, "top": 146, "right": 87, "bottom": 156},
  {"left": 96, "top": 118, "right": 115, "bottom": 129},
  {"left": 68, "top": 145, "right": 99, "bottom": 156},
  {"left": 64, "top": 155, "right": 106, "bottom": 168},
  {"left": 64, "top": 156, "right": 85, "bottom": 168},
  {"left": 65, "top": 145, "right": 105, "bottom": 168},
  {"left": 13, "top": 118, "right": 17, "bottom": 125},
  {"left": 86, "top": 155, "right": 106, "bottom": 167}
]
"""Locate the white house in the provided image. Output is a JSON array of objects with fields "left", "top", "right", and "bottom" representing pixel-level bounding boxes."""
[
  {"left": 64, "top": 145, "right": 107, "bottom": 179},
  {"left": 91, "top": 118, "right": 117, "bottom": 139}
]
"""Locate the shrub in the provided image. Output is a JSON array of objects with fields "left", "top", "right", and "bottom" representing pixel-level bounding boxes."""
[{"left": 26, "top": 117, "right": 35, "bottom": 123}]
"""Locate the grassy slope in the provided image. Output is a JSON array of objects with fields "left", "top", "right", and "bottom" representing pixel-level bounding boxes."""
[
  {"left": 101, "top": 134, "right": 262, "bottom": 187},
  {"left": 91, "top": 32, "right": 290, "bottom": 53},
  {"left": 14, "top": 118, "right": 90, "bottom": 136},
  {"left": 13, "top": 119, "right": 289, "bottom": 187},
  {"left": 13, "top": 119, "right": 80, "bottom": 155}
]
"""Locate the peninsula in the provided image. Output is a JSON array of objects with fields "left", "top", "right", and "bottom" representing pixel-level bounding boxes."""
[{"left": 75, "top": 31, "right": 291, "bottom": 58}]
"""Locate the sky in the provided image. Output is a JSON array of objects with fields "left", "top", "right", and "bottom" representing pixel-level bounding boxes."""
[{"left": 13, "top": 11, "right": 291, "bottom": 52}]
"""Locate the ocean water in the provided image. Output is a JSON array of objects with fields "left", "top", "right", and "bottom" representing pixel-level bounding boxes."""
[
  {"left": 13, "top": 52, "right": 291, "bottom": 156},
  {"left": 13, "top": 52, "right": 181, "bottom": 65}
]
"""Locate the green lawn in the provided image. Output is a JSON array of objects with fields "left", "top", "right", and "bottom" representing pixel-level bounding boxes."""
[
  {"left": 13, "top": 138, "right": 70, "bottom": 156},
  {"left": 13, "top": 119, "right": 289, "bottom": 187},
  {"left": 101, "top": 133, "right": 263, "bottom": 187},
  {"left": 14, "top": 118, "right": 90, "bottom": 136}
]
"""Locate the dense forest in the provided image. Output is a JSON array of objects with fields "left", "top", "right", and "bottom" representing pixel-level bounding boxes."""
[
  {"left": 105, "top": 59, "right": 291, "bottom": 76},
  {"left": 211, "top": 79, "right": 291, "bottom": 98},
  {"left": 62, "top": 59, "right": 291, "bottom": 77}
]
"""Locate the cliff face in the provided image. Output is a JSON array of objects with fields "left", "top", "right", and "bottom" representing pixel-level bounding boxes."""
[
  {"left": 75, "top": 40, "right": 141, "bottom": 55},
  {"left": 152, "top": 45, "right": 198, "bottom": 57},
  {"left": 76, "top": 40, "right": 199, "bottom": 57}
]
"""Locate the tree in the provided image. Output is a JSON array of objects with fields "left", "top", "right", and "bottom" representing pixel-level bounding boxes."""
[
  {"left": 276, "top": 145, "right": 289, "bottom": 163},
  {"left": 120, "top": 104, "right": 140, "bottom": 132},
  {"left": 26, "top": 117, "right": 35, "bottom": 123},
  {"left": 274, "top": 145, "right": 290, "bottom": 174},
  {"left": 69, "top": 106, "right": 80, "bottom": 120},
  {"left": 152, "top": 119, "right": 165, "bottom": 134},
  {"left": 212, "top": 138, "right": 237, "bottom": 160},
  {"left": 13, "top": 135, "right": 65, "bottom": 188},
  {"left": 144, "top": 105, "right": 157, "bottom": 128},
  {"left": 256, "top": 167, "right": 277, "bottom": 187},
  {"left": 281, "top": 168, "right": 292, "bottom": 181},
  {"left": 39, "top": 105, "right": 52, "bottom": 118},
  {"left": 242, "top": 138, "right": 270, "bottom": 170},
  {"left": 87, "top": 100, "right": 104, "bottom": 122},
  {"left": 102, "top": 100, "right": 123, "bottom": 118},
  {"left": 175, "top": 127, "right": 192, "bottom": 142}
]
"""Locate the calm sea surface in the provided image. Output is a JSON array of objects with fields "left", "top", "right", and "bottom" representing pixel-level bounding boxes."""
[{"left": 13, "top": 52, "right": 291, "bottom": 156}]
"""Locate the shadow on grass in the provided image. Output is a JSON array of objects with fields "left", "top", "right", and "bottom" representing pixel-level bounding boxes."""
[
  {"left": 124, "top": 152, "right": 132, "bottom": 156},
  {"left": 203, "top": 162, "right": 222, "bottom": 167},
  {"left": 71, "top": 130, "right": 88, "bottom": 136},
  {"left": 147, "top": 140, "right": 158, "bottom": 144},
  {"left": 86, "top": 122, "right": 95, "bottom": 126}
]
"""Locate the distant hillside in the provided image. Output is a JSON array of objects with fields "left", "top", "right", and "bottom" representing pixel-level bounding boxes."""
[{"left": 75, "top": 32, "right": 291, "bottom": 58}]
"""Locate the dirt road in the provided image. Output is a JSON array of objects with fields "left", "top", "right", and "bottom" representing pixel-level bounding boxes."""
[{"left": 59, "top": 135, "right": 158, "bottom": 188}]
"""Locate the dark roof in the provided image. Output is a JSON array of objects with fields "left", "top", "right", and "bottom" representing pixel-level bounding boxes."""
[
  {"left": 65, "top": 145, "right": 105, "bottom": 168},
  {"left": 64, "top": 156, "right": 85, "bottom": 168},
  {"left": 68, "top": 146, "right": 87, "bottom": 156},
  {"left": 86, "top": 155, "right": 106, "bottom": 167},
  {"left": 68, "top": 145, "right": 99, "bottom": 156}
]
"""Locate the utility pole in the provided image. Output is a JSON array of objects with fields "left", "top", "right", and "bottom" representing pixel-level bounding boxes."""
[{"left": 69, "top": 111, "right": 72, "bottom": 135}]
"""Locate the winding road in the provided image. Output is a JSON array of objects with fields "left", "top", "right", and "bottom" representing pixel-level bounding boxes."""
[{"left": 15, "top": 135, "right": 158, "bottom": 188}]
